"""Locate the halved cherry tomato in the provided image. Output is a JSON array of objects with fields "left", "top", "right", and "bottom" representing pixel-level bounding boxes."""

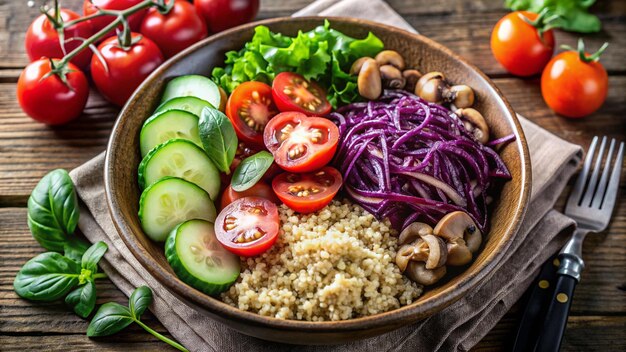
[
  {"left": 226, "top": 81, "right": 278, "bottom": 145},
  {"left": 272, "top": 167, "right": 342, "bottom": 213},
  {"left": 220, "top": 182, "right": 279, "bottom": 210},
  {"left": 272, "top": 72, "right": 331, "bottom": 116},
  {"left": 264, "top": 112, "right": 339, "bottom": 173},
  {"left": 215, "top": 197, "right": 279, "bottom": 257}
]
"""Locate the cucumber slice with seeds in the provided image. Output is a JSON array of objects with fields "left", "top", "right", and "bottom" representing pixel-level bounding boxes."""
[
  {"left": 140, "top": 109, "right": 201, "bottom": 157},
  {"left": 139, "top": 177, "right": 216, "bottom": 242},
  {"left": 161, "top": 75, "right": 221, "bottom": 111},
  {"left": 154, "top": 96, "right": 213, "bottom": 117},
  {"left": 138, "top": 139, "right": 220, "bottom": 199},
  {"left": 165, "top": 219, "right": 240, "bottom": 295}
]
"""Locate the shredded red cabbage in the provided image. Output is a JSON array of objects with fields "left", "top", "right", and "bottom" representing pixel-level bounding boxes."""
[{"left": 329, "top": 90, "right": 513, "bottom": 232}]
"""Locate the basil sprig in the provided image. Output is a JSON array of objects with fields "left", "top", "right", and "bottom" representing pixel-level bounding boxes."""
[
  {"left": 13, "top": 241, "right": 109, "bottom": 318},
  {"left": 88, "top": 286, "right": 188, "bottom": 352},
  {"left": 198, "top": 107, "right": 238, "bottom": 174},
  {"left": 231, "top": 151, "right": 274, "bottom": 192}
]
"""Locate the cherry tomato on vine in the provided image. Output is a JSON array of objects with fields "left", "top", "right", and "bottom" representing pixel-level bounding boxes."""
[
  {"left": 541, "top": 40, "right": 609, "bottom": 118},
  {"left": 140, "top": 0, "right": 208, "bottom": 58},
  {"left": 194, "top": 0, "right": 259, "bottom": 33},
  {"left": 83, "top": 0, "right": 147, "bottom": 39},
  {"left": 17, "top": 59, "right": 89, "bottom": 125},
  {"left": 25, "top": 8, "right": 94, "bottom": 70},
  {"left": 272, "top": 72, "right": 331, "bottom": 116},
  {"left": 263, "top": 112, "right": 339, "bottom": 173},
  {"left": 491, "top": 11, "right": 555, "bottom": 77},
  {"left": 226, "top": 81, "right": 278, "bottom": 146},
  {"left": 215, "top": 197, "right": 279, "bottom": 257},
  {"left": 220, "top": 183, "right": 279, "bottom": 210},
  {"left": 272, "top": 167, "right": 342, "bottom": 214},
  {"left": 90, "top": 33, "right": 164, "bottom": 106}
]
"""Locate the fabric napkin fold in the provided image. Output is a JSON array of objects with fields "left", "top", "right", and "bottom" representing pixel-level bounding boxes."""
[{"left": 69, "top": 1, "right": 583, "bottom": 350}]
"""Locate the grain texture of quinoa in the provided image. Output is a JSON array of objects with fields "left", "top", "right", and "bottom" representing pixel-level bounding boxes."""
[{"left": 221, "top": 200, "right": 423, "bottom": 321}]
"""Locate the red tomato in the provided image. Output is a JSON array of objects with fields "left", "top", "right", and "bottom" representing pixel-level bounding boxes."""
[
  {"left": 272, "top": 167, "right": 342, "bottom": 213},
  {"left": 490, "top": 11, "right": 555, "bottom": 76},
  {"left": 17, "top": 59, "right": 89, "bottom": 125},
  {"left": 83, "top": 0, "right": 147, "bottom": 39},
  {"left": 194, "top": 0, "right": 259, "bottom": 33},
  {"left": 25, "top": 8, "right": 94, "bottom": 69},
  {"left": 91, "top": 33, "right": 164, "bottom": 107},
  {"left": 220, "top": 183, "right": 279, "bottom": 210},
  {"left": 140, "top": 0, "right": 208, "bottom": 58},
  {"left": 226, "top": 81, "right": 278, "bottom": 146},
  {"left": 264, "top": 112, "right": 339, "bottom": 173},
  {"left": 215, "top": 197, "right": 279, "bottom": 257},
  {"left": 272, "top": 72, "right": 331, "bottom": 116},
  {"left": 541, "top": 50, "right": 608, "bottom": 118}
]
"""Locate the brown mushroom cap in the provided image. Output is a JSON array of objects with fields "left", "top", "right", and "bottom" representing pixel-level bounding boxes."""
[
  {"left": 434, "top": 211, "right": 483, "bottom": 256},
  {"left": 449, "top": 85, "right": 475, "bottom": 108},
  {"left": 405, "top": 262, "right": 447, "bottom": 286},
  {"left": 350, "top": 57, "right": 372, "bottom": 75},
  {"left": 375, "top": 50, "right": 405, "bottom": 70},
  {"left": 380, "top": 65, "right": 406, "bottom": 89},
  {"left": 456, "top": 108, "right": 489, "bottom": 144},
  {"left": 420, "top": 234, "right": 448, "bottom": 269},
  {"left": 415, "top": 72, "right": 447, "bottom": 104},
  {"left": 446, "top": 238, "right": 473, "bottom": 266},
  {"left": 402, "top": 69, "right": 422, "bottom": 92},
  {"left": 357, "top": 58, "right": 382, "bottom": 100},
  {"left": 399, "top": 222, "right": 433, "bottom": 245}
]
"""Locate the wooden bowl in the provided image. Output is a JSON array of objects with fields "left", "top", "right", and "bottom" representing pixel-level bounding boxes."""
[{"left": 105, "top": 16, "right": 531, "bottom": 345}]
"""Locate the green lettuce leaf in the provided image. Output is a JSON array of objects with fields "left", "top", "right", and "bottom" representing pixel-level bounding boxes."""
[{"left": 504, "top": 0, "right": 601, "bottom": 33}]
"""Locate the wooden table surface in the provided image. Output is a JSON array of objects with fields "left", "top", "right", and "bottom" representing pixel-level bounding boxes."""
[{"left": 1, "top": 0, "right": 624, "bottom": 350}]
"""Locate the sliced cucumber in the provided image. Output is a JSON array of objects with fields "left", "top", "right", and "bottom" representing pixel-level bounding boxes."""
[
  {"left": 165, "top": 219, "right": 240, "bottom": 295},
  {"left": 161, "top": 75, "right": 222, "bottom": 112},
  {"left": 139, "top": 177, "right": 216, "bottom": 242},
  {"left": 138, "top": 139, "right": 220, "bottom": 199},
  {"left": 140, "top": 109, "right": 201, "bottom": 157},
  {"left": 154, "top": 96, "right": 214, "bottom": 117}
]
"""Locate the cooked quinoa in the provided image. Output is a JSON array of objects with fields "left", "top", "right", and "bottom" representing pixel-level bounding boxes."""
[{"left": 221, "top": 200, "right": 423, "bottom": 321}]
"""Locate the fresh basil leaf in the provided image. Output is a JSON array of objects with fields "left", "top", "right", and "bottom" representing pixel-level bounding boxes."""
[
  {"left": 81, "top": 241, "right": 108, "bottom": 273},
  {"left": 129, "top": 285, "right": 152, "bottom": 319},
  {"left": 13, "top": 252, "right": 81, "bottom": 301},
  {"left": 198, "top": 107, "right": 238, "bottom": 174},
  {"left": 27, "top": 169, "right": 80, "bottom": 252},
  {"left": 86, "top": 302, "right": 134, "bottom": 337},
  {"left": 65, "top": 280, "right": 97, "bottom": 318},
  {"left": 231, "top": 151, "right": 274, "bottom": 192},
  {"left": 64, "top": 237, "right": 91, "bottom": 263}
]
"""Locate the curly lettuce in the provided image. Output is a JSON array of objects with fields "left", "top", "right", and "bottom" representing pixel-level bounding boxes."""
[{"left": 211, "top": 20, "right": 384, "bottom": 108}]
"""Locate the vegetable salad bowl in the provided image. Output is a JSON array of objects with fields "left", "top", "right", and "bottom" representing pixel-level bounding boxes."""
[{"left": 105, "top": 16, "right": 531, "bottom": 344}]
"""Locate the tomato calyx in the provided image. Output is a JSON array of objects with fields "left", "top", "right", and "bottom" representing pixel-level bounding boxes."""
[
  {"left": 154, "top": 0, "right": 175, "bottom": 14},
  {"left": 41, "top": 58, "right": 75, "bottom": 89},
  {"left": 561, "top": 38, "right": 609, "bottom": 63},
  {"left": 518, "top": 8, "right": 559, "bottom": 39}
]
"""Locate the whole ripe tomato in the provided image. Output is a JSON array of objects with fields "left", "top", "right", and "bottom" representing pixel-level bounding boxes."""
[
  {"left": 25, "top": 8, "right": 94, "bottom": 69},
  {"left": 220, "top": 182, "right": 279, "bottom": 210},
  {"left": 140, "top": 0, "right": 208, "bottom": 58},
  {"left": 541, "top": 42, "right": 609, "bottom": 118},
  {"left": 194, "top": 0, "right": 259, "bottom": 33},
  {"left": 90, "top": 33, "right": 164, "bottom": 106},
  {"left": 83, "top": 0, "right": 147, "bottom": 39},
  {"left": 491, "top": 11, "right": 555, "bottom": 76},
  {"left": 17, "top": 59, "right": 89, "bottom": 125}
]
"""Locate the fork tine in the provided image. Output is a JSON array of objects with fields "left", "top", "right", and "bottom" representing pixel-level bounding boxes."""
[
  {"left": 601, "top": 141, "right": 625, "bottom": 211},
  {"left": 569, "top": 136, "right": 598, "bottom": 206},
  {"left": 592, "top": 138, "right": 616, "bottom": 209},
  {"left": 582, "top": 136, "right": 608, "bottom": 206}
]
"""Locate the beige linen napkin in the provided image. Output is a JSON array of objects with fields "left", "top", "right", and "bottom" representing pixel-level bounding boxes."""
[{"left": 69, "top": 1, "right": 583, "bottom": 351}]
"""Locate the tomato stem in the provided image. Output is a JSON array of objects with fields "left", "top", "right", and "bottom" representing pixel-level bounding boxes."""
[
  {"left": 519, "top": 8, "right": 561, "bottom": 39},
  {"left": 560, "top": 38, "right": 609, "bottom": 63}
]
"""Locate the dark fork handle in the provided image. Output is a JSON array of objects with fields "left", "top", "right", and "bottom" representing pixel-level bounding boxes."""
[
  {"left": 534, "top": 274, "right": 577, "bottom": 352},
  {"left": 511, "top": 255, "right": 559, "bottom": 352}
]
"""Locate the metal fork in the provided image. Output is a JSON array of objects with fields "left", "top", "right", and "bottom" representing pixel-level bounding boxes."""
[{"left": 531, "top": 136, "right": 625, "bottom": 351}]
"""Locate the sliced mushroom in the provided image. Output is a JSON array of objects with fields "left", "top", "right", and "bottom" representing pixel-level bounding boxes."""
[
  {"left": 375, "top": 50, "right": 405, "bottom": 70},
  {"left": 420, "top": 234, "right": 448, "bottom": 269},
  {"left": 396, "top": 244, "right": 416, "bottom": 272},
  {"left": 399, "top": 222, "right": 433, "bottom": 245},
  {"left": 350, "top": 57, "right": 372, "bottom": 75},
  {"left": 405, "top": 262, "right": 446, "bottom": 286},
  {"left": 446, "top": 238, "right": 472, "bottom": 266},
  {"left": 402, "top": 69, "right": 422, "bottom": 92},
  {"left": 434, "top": 211, "right": 483, "bottom": 254},
  {"left": 449, "top": 85, "right": 475, "bottom": 108},
  {"left": 415, "top": 72, "right": 446, "bottom": 104},
  {"left": 380, "top": 65, "right": 406, "bottom": 89},
  {"left": 456, "top": 108, "right": 489, "bottom": 144},
  {"left": 357, "top": 58, "right": 382, "bottom": 100}
]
